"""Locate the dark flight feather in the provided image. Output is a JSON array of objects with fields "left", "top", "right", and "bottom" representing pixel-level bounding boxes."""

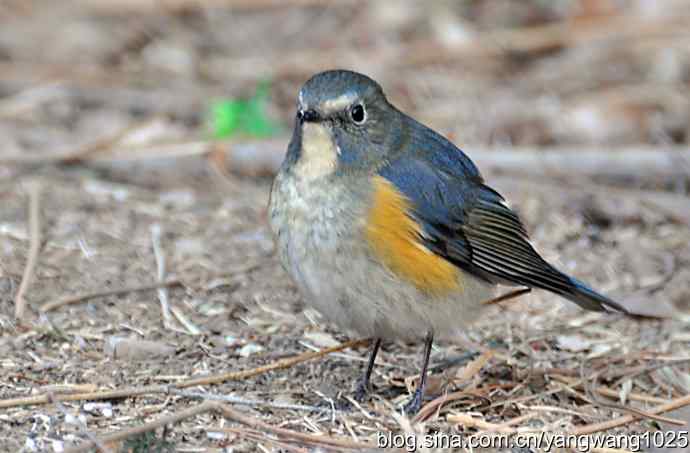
[{"left": 378, "top": 144, "right": 626, "bottom": 314}]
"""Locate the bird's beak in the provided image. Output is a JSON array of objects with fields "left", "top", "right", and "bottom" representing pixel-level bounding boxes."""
[{"left": 298, "top": 109, "right": 320, "bottom": 123}]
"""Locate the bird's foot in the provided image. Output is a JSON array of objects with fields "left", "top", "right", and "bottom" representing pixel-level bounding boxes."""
[
  {"left": 353, "top": 377, "right": 371, "bottom": 403},
  {"left": 402, "top": 388, "right": 424, "bottom": 415},
  {"left": 334, "top": 398, "right": 356, "bottom": 412}
]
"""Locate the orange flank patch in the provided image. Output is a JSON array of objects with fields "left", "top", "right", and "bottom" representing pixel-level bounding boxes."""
[{"left": 366, "top": 176, "right": 462, "bottom": 295}]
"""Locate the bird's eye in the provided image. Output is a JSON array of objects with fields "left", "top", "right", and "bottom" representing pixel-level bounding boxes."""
[
  {"left": 296, "top": 110, "right": 304, "bottom": 121},
  {"left": 350, "top": 104, "right": 366, "bottom": 124}
]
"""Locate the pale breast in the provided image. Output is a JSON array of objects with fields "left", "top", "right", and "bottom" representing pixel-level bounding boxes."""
[
  {"left": 269, "top": 170, "right": 364, "bottom": 304},
  {"left": 268, "top": 170, "right": 494, "bottom": 341}
]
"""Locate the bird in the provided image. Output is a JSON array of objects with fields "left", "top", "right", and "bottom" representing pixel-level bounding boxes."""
[{"left": 268, "top": 69, "right": 626, "bottom": 414}]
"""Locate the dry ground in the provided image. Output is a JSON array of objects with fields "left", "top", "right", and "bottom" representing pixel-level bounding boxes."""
[{"left": 1, "top": 1, "right": 690, "bottom": 452}]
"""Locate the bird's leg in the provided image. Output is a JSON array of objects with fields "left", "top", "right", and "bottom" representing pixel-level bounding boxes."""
[
  {"left": 354, "top": 338, "right": 382, "bottom": 402},
  {"left": 403, "top": 332, "right": 433, "bottom": 415}
]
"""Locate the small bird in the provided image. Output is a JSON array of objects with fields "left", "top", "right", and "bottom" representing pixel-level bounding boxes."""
[{"left": 268, "top": 69, "right": 626, "bottom": 413}]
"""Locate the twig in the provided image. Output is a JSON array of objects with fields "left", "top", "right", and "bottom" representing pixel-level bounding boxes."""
[
  {"left": 63, "top": 401, "right": 217, "bottom": 453},
  {"left": 571, "top": 393, "right": 690, "bottom": 435},
  {"left": 481, "top": 288, "right": 531, "bottom": 306},
  {"left": 489, "top": 384, "right": 569, "bottom": 409},
  {"left": 475, "top": 146, "right": 690, "bottom": 179},
  {"left": 96, "top": 142, "right": 690, "bottom": 182},
  {"left": 413, "top": 351, "right": 497, "bottom": 421},
  {"left": 521, "top": 404, "right": 598, "bottom": 420},
  {"left": 225, "top": 427, "right": 310, "bottom": 453},
  {"left": 176, "top": 338, "right": 370, "bottom": 388},
  {"left": 39, "top": 384, "right": 98, "bottom": 394},
  {"left": 169, "top": 305, "right": 201, "bottom": 336},
  {"left": 447, "top": 412, "right": 516, "bottom": 433},
  {"left": 39, "top": 280, "right": 182, "bottom": 312},
  {"left": 610, "top": 358, "right": 690, "bottom": 389},
  {"left": 549, "top": 375, "right": 670, "bottom": 405},
  {"left": 150, "top": 224, "right": 175, "bottom": 331},
  {"left": 38, "top": 261, "right": 264, "bottom": 313},
  {"left": 14, "top": 182, "right": 42, "bottom": 321},
  {"left": 414, "top": 389, "right": 485, "bottom": 423},
  {"left": 0, "top": 121, "right": 147, "bottom": 165},
  {"left": 215, "top": 403, "right": 373, "bottom": 450},
  {"left": 90, "top": 140, "right": 212, "bottom": 161},
  {"left": 581, "top": 360, "right": 685, "bottom": 426},
  {"left": 456, "top": 350, "right": 494, "bottom": 382},
  {"left": 168, "top": 388, "right": 325, "bottom": 412},
  {"left": 0, "top": 338, "right": 370, "bottom": 409},
  {"left": 0, "top": 385, "right": 167, "bottom": 410}
]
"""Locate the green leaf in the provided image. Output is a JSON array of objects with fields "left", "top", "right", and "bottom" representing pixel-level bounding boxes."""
[{"left": 208, "top": 80, "right": 281, "bottom": 139}]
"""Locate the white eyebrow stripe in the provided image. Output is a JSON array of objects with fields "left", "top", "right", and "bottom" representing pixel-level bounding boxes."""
[{"left": 321, "top": 93, "right": 357, "bottom": 114}]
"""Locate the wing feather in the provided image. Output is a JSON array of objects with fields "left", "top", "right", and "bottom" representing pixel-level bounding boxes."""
[{"left": 378, "top": 155, "right": 625, "bottom": 313}]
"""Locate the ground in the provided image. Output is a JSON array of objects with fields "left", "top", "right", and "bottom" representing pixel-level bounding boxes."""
[{"left": 1, "top": 1, "right": 690, "bottom": 452}]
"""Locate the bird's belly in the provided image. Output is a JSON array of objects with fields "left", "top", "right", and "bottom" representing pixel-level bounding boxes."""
[
  {"left": 269, "top": 173, "right": 364, "bottom": 325},
  {"left": 268, "top": 172, "right": 494, "bottom": 341}
]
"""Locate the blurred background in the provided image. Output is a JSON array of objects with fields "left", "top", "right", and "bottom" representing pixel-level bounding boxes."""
[
  {"left": 1, "top": 1, "right": 690, "bottom": 451},
  {"left": 2, "top": 0, "right": 690, "bottom": 150}
]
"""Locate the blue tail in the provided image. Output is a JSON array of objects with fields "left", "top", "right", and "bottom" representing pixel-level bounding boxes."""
[{"left": 561, "top": 277, "right": 627, "bottom": 314}]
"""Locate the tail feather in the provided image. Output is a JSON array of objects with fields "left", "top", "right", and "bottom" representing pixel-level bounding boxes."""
[{"left": 560, "top": 277, "right": 628, "bottom": 314}]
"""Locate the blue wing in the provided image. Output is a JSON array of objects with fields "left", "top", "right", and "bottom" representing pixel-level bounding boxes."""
[{"left": 378, "top": 150, "right": 626, "bottom": 313}]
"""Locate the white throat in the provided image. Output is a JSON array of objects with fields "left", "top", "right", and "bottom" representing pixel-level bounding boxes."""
[{"left": 296, "top": 122, "right": 339, "bottom": 179}]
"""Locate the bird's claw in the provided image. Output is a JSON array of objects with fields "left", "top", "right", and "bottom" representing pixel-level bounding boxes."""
[
  {"left": 353, "top": 378, "right": 370, "bottom": 403},
  {"left": 403, "top": 388, "right": 423, "bottom": 415}
]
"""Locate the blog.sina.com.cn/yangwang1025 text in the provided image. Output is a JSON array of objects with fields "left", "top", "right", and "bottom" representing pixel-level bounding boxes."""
[{"left": 376, "top": 430, "right": 689, "bottom": 451}]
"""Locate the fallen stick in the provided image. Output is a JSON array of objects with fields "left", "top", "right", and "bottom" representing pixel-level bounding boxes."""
[
  {"left": 150, "top": 224, "right": 176, "bottom": 331},
  {"left": 0, "top": 121, "right": 147, "bottom": 165},
  {"left": 11, "top": 136, "right": 688, "bottom": 182},
  {"left": 225, "top": 427, "right": 310, "bottom": 453},
  {"left": 39, "top": 262, "right": 264, "bottom": 313},
  {"left": 547, "top": 375, "right": 669, "bottom": 405},
  {"left": 472, "top": 147, "right": 690, "bottom": 179},
  {"left": 64, "top": 400, "right": 369, "bottom": 453},
  {"left": 63, "top": 401, "right": 218, "bottom": 453},
  {"left": 215, "top": 403, "right": 373, "bottom": 450},
  {"left": 570, "top": 393, "right": 690, "bottom": 435},
  {"left": 580, "top": 363, "right": 686, "bottom": 426},
  {"left": 14, "top": 183, "right": 42, "bottom": 321},
  {"left": 0, "top": 385, "right": 166, "bottom": 410},
  {"left": 0, "top": 338, "right": 370, "bottom": 409},
  {"left": 168, "top": 388, "right": 324, "bottom": 412},
  {"left": 176, "top": 338, "right": 369, "bottom": 388},
  {"left": 99, "top": 141, "right": 690, "bottom": 180},
  {"left": 447, "top": 412, "right": 516, "bottom": 434},
  {"left": 39, "top": 280, "right": 182, "bottom": 312},
  {"left": 414, "top": 389, "right": 485, "bottom": 423}
]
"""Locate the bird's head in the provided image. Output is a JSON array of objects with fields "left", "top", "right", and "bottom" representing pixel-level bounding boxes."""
[{"left": 285, "top": 69, "right": 402, "bottom": 178}]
